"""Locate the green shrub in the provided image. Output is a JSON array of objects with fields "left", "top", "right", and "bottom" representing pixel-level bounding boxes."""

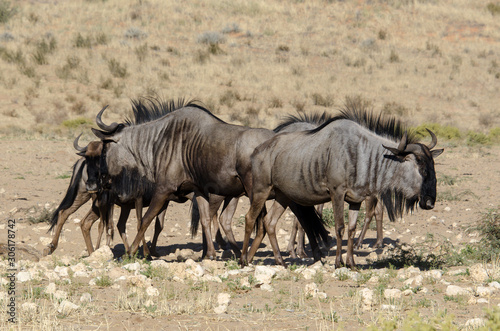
[
  {"left": 61, "top": 118, "right": 93, "bottom": 129},
  {"left": 411, "top": 123, "right": 461, "bottom": 140},
  {"left": 466, "top": 131, "right": 490, "bottom": 146},
  {"left": 488, "top": 127, "right": 500, "bottom": 143}
]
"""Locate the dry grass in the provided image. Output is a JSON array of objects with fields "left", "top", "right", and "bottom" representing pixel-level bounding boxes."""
[{"left": 0, "top": 0, "right": 498, "bottom": 136}]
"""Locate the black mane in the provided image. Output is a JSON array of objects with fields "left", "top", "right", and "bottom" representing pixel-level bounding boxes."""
[
  {"left": 307, "top": 102, "right": 418, "bottom": 143},
  {"left": 273, "top": 111, "right": 334, "bottom": 132},
  {"left": 124, "top": 97, "right": 214, "bottom": 126}
]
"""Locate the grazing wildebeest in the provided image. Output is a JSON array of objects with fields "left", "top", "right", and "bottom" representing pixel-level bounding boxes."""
[
  {"left": 87, "top": 97, "right": 327, "bottom": 261},
  {"left": 243, "top": 107, "right": 443, "bottom": 268}
]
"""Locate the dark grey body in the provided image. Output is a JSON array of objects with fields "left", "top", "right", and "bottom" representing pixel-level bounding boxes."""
[{"left": 244, "top": 118, "right": 443, "bottom": 268}]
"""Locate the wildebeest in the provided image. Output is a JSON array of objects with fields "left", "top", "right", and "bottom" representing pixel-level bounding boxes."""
[
  {"left": 274, "top": 112, "right": 387, "bottom": 259},
  {"left": 44, "top": 157, "right": 112, "bottom": 256},
  {"left": 243, "top": 107, "right": 443, "bottom": 268},
  {"left": 87, "top": 97, "right": 326, "bottom": 261}
]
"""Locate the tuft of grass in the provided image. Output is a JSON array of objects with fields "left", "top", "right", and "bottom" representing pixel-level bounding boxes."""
[
  {"left": 473, "top": 209, "right": 500, "bottom": 262},
  {"left": 268, "top": 96, "right": 283, "bottom": 108},
  {"left": 219, "top": 90, "right": 241, "bottom": 108},
  {"left": 107, "top": 58, "right": 128, "bottom": 78},
  {"left": 438, "top": 174, "right": 457, "bottom": 186},
  {"left": 135, "top": 43, "right": 148, "bottom": 62},
  {"left": 487, "top": 2, "right": 500, "bottom": 15},
  {"left": 94, "top": 274, "right": 113, "bottom": 287},
  {"left": 28, "top": 207, "right": 53, "bottom": 224},
  {"left": 311, "top": 93, "right": 334, "bottom": 107},
  {"left": 389, "top": 49, "right": 400, "bottom": 63},
  {"left": 197, "top": 31, "right": 225, "bottom": 45},
  {"left": 0, "top": 0, "right": 16, "bottom": 24},
  {"left": 74, "top": 33, "right": 92, "bottom": 48},
  {"left": 382, "top": 101, "right": 408, "bottom": 117}
]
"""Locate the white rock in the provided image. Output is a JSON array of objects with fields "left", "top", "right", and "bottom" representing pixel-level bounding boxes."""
[
  {"left": 73, "top": 271, "right": 89, "bottom": 278},
  {"left": 359, "top": 288, "right": 374, "bottom": 308},
  {"left": 57, "top": 300, "right": 79, "bottom": 314},
  {"left": 21, "top": 302, "right": 38, "bottom": 313},
  {"left": 54, "top": 290, "right": 68, "bottom": 301},
  {"left": 186, "top": 261, "right": 204, "bottom": 278},
  {"left": 54, "top": 266, "right": 69, "bottom": 278},
  {"left": 214, "top": 305, "right": 227, "bottom": 314},
  {"left": 301, "top": 268, "right": 316, "bottom": 280},
  {"left": 80, "top": 293, "right": 92, "bottom": 303},
  {"left": 45, "top": 283, "right": 56, "bottom": 295},
  {"left": 85, "top": 246, "right": 114, "bottom": 264},
  {"left": 402, "top": 289, "right": 413, "bottom": 296},
  {"left": 151, "top": 260, "right": 169, "bottom": 269},
  {"left": 464, "top": 318, "right": 485, "bottom": 329},
  {"left": 445, "top": 285, "right": 471, "bottom": 296},
  {"left": 217, "top": 293, "right": 231, "bottom": 306},
  {"left": 254, "top": 266, "right": 276, "bottom": 284},
  {"left": 476, "top": 286, "right": 495, "bottom": 297},
  {"left": 70, "top": 263, "right": 87, "bottom": 273},
  {"left": 146, "top": 286, "right": 159, "bottom": 297},
  {"left": 123, "top": 262, "right": 141, "bottom": 272},
  {"left": 17, "top": 271, "right": 32, "bottom": 283},
  {"left": 425, "top": 270, "right": 443, "bottom": 281},
  {"left": 384, "top": 289, "right": 402, "bottom": 300},
  {"left": 444, "top": 206, "right": 451, "bottom": 212},
  {"left": 470, "top": 264, "right": 489, "bottom": 283},
  {"left": 489, "top": 281, "right": 500, "bottom": 290},
  {"left": 73, "top": 218, "right": 81, "bottom": 224},
  {"left": 404, "top": 275, "right": 423, "bottom": 287},
  {"left": 260, "top": 284, "right": 274, "bottom": 292},
  {"left": 381, "top": 304, "right": 397, "bottom": 310},
  {"left": 477, "top": 298, "right": 489, "bottom": 304},
  {"left": 127, "top": 274, "right": 151, "bottom": 288}
]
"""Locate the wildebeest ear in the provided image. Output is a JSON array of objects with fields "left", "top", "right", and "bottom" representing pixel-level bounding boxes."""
[
  {"left": 91, "top": 128, "right": 119, "bottom": 142},
  {"left": 431, "top": 148, "right": 444, "bottom": 158},
  {"left": 382, "top": 144, "right": 403, "bottom": 156}
]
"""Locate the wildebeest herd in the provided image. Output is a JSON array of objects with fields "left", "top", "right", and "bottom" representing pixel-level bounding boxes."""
[{"left": 43, "top": 97, "right": 443, "bottom": 269}]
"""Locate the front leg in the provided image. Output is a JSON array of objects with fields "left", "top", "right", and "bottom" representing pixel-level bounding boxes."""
[
  {"left": 330, "top": 190, "right": 345, "bottom": 269},
  {"left": 346, "top": 202, "right": 361, "bottom": 269},
  {"left": 195, "top": 194, "right": 217, "bottom": 260}
]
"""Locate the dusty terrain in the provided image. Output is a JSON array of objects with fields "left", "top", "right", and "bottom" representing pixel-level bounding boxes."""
[{"left": 0, "top": 0, "right": 500, "bottom": 329}]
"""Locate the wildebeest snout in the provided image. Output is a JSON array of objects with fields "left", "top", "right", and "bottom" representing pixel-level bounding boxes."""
[
  {"left": 420, "top": 196, "right": 435, "bottom": 210},
  {"left": 86, "top": 182, "right": 98, "bottom": 193}
]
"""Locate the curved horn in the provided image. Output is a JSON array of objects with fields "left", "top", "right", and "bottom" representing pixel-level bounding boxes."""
[
  {"left": 95, "top": 105, "right": 119, "bottom": 132},
  {"left": 73, "top": 133, "right": 87, "bottom": 153},
  {"left": 397, "top": 131, "right": 408, "bottom": 152},
  {"left": 426, "top": 129, "right": 437, "bottom": 150}
]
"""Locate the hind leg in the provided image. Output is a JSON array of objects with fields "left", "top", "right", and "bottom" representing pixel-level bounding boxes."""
[
  {"left": 374, "top": 199, "right": 384, "bottom": 248},
  {"left": 44, "top": 193, "right": 91, "bottom": 256},
  {"left": 150, "top": 207, "right": 168, "bottom": 257},
  {"left": 219, "top": 197, "right": 241, "bottom": 257},
  {"left": 80, "top": 204, "right": 101, "bottom": 255},
  {"left": 355, "top": 196, "right": 376, "bottom": 250},
  {"left": 287, "top": 216, "right": 299, "bottom": 259}
]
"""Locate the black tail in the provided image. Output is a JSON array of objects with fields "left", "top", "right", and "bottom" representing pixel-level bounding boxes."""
[
  {"left": 289, "top": 203, "right": 329, "bottom": 259},
  {"left": 190, "top": 198, "right": 200, "bottom": 238},
  {"left": 49, "top": 158, "right": 86, "bottom": 231}
]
